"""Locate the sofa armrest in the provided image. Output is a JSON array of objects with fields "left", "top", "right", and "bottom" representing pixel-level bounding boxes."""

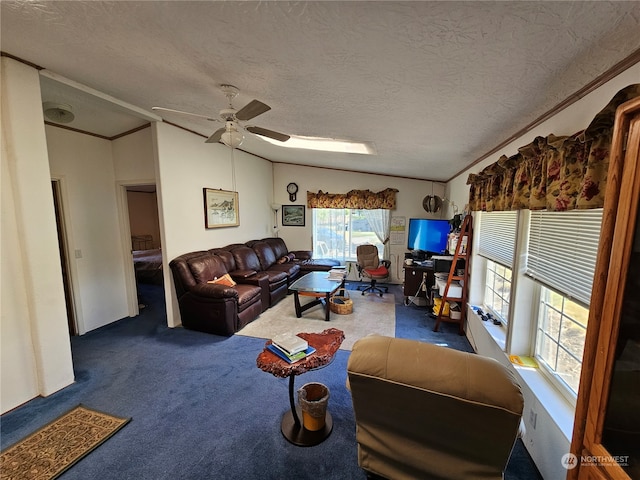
[
  {"left": 190, "top": 283, "right": 238, "bottom": 299},
  {"left": 230, "top": 269, "right": 258, "bottom": 279},
  {"left": 234, "top": 272, "right": 270, "bottom": 313},
  {"left": 235, "top": 271, "right": 268, "bottom": 285},
  {"left": 291, "top": 250, "right": 313, "bottom": 260}
]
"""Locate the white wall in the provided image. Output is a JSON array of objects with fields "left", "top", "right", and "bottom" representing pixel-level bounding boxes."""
[
  {"left": 153, "top": 122, "right": 275, "bottom": 327},
  {"left": 112, "top": 126, "right": 157, "bottom": 315},
  {"left": 1, "top": 57, "right": 74, "bottom": 413},
  {"left": 121, "top": 128, "right": 161, "bottom": 249},
  {"left": 112, "top": 126, "right": 155, "bottom": 181},
  {"left": 46, "top": 126, "right": 129, "bottom": 333},
  {"left": 272, "top": 162, "right": 446, "bottom": 284}
]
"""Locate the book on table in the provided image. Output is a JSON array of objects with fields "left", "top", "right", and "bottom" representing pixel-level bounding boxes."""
[
  {"left": 271, "top": 332, "right": 308, "bottom": 355},
  {"left": 328, "top": 268, "right": 346, "bottom": 281},
  {"left": 267, "top": 344, "right": 316, "bottom": 364}
]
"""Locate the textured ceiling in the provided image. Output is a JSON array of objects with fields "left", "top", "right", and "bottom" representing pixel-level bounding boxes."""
[{"left": 2, "top": 1, "right": 640, "bottom": 181}]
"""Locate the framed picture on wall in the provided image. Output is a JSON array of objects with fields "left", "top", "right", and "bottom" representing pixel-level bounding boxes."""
[
  {"left": 203, "top": 188, "right": 239, "bottom": 228},
  {"left": 282, "top": 205, "right": 305, "bottom": 226}
]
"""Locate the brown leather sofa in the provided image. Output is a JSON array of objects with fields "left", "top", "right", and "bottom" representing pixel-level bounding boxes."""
[
  {"left": 223, "top": 245, "right": 288, "bottom": 307},
  {"left": 169, "top": 237, "right": 340, "bottom": 336},
  {"left": 347, "top": 336, "right": 524, "bottom": 480},
  {"left": 211, "top": 248, "right": 271, "bottom": 312},
  {"left": 245, "top": 240, "right": 301, "bottom": 287},
  {"left": 261, "top": 237, "right": 341, "bottom": 272},
  {"left": 169, "top": 252, "right": 263, "bottom": 336}
]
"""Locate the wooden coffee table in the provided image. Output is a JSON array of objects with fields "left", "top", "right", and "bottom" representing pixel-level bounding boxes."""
[
  {"left": 289, "top": 271, "right": 346, "bottom": 322},
  {"left": 257, "top": 328, "right": 345, "bottom": 446}
]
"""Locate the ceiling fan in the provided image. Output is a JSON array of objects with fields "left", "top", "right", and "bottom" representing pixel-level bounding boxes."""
[{"left": 152, "top": 84, "right": 290, "bottom": 147}]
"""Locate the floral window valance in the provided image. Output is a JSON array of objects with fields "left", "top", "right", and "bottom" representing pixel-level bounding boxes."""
[
  {"left": 467, "top": 84, "right": 640, "bottom": 212},
  {"left": 307, "top": 188, "right": 399, "bottom": 209}
]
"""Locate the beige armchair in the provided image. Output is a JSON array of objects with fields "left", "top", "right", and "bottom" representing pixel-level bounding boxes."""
[{"left": 347, "top": 336, "right": 524, "bottom": 480}]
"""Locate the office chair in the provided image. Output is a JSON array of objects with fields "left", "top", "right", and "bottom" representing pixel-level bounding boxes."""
[{"left": 356, "top": 244, "right": 390, "bottom": 296}]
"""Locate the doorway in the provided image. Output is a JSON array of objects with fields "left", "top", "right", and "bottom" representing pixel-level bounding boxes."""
[
  {"left": 124, "top": 184, "right": 164, "bottom": 310},
  {"left": 51, "top": 180, "right": 77, "bottom": 336}
]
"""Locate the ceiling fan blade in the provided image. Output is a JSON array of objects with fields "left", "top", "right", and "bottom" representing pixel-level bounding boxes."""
[
  {"left": 235, "top": 100, "right": 271, "bottom": 121},
  {"left": 246, "top": 126, "right": 290, "bottom": 142},
  {"left": 151, "top": 106, "right": 219, "bottom": 122},
  {"left": 205, "top": 128, "right": 225, "bottom": 143}
]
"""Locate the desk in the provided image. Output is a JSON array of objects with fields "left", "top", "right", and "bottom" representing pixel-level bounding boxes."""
[
  {"left": 257, "top": 328, "right": 345, "bottom": 446},
  {"left": 403, "top": 265, "right": 435, "bottom": 306}
]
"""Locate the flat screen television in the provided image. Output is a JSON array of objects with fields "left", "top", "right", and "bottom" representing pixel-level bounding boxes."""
[{"left": 407, "top": 218, "right": 450, "bottom": 255}]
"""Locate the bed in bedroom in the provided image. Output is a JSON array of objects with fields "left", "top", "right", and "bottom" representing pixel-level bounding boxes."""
[{"left": 132, "top": 235, "right": 163, "bottom": 285}]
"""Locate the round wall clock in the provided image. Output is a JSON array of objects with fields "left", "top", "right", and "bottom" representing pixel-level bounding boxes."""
[{"left": 287, "top": 182, "right": 299, "bottom": 202}]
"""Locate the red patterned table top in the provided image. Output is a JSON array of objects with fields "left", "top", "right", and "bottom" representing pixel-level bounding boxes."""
[{"left": 256, "top": 328, "right": 345, "bottom": 378}]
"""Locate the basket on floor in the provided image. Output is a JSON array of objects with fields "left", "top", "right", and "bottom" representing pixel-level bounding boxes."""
[{"left": 329, "top": 291, "right": 353, "bottom": 314}]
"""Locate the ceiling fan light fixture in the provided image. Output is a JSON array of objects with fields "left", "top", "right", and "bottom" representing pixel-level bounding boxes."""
[
  {"left": 220, "top": 122, "right": 244, "bottom": 148},
  {"left": 43, "top": 102, "right": 75, "bottom": 123}
]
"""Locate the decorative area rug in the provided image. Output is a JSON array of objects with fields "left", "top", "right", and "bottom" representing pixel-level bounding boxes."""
[
  {"left": 0, "top": 405, "right": 130, "bottom": 480},
  {"left": 237, "top": 292, "right": 395, "bottom": 350}
]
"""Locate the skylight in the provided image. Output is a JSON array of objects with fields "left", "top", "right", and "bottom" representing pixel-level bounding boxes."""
[{"left": 261, "top": 135, "right": 376, "bottom": 155}]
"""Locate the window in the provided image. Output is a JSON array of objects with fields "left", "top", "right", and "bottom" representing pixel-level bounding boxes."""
[
  {"left": 478, "top": 211, "right": 517, "bottom": 325},
  {"left": 478, "top": 211, "right": 517, "bottom": 268},
  {"left": 312, "top": 208, "right": 387, "bottom": 262},
  {"left": 527, "top": 209, "right": 603, "bottom": 306},
  {"left": 526, "top": 209, "right": 602, "bottom": 397},
  {"left": 469, "top": 208, "right": 603, "bottom": 399},
  {"left": 484, "top": 260, "right": 512, "bottom": 324},
  {"left": 535, "top": 286, "right": 588, "bottom": 396}
]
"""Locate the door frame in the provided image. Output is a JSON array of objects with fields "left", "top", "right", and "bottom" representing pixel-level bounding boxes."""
[
  {"left": 50, "top": 176, "right": 84, "bottom": 334},
  {"left": 116, "top": 180, "right": 158, "bottom": 318}
]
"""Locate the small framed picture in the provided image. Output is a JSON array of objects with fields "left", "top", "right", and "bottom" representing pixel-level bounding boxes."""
[
  {"left": 203, "top": 188, "right": 239, "bottom": 228},
  {"left": 282, "top": 205, "right": 305, "bottom": 227}
]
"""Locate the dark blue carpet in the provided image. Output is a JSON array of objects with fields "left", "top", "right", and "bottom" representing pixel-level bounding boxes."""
[{"left": 1, "top": 283, "right": 541, "bottom": 479}]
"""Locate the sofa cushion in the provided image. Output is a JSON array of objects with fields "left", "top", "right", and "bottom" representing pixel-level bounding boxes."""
[
  {"left": 231, "top": 246, "right": 262, "bottom": 272},
  {"left": 252, "top": 241, "right": 278, "bottom": 270},
  {"left": 187, "top": 255, "right": 227, "bottom": 284},
  {"left": 262, "top": 270, "right": 288, "bottom": 289},
  {"left": 168, "top": 251, "right": 209, "bottom": 297},
  {"left": 269, "top": 262, "right": 301, "bottom": 279},
  {"left": 211, "top": 249, "right": 236, "bottom": 272},
  {"left": 262, "top": 237, "right": 289, "bottom": 259},
  {"left": 235, "top": 284, "right": 262, "bottom": 310},
  {"left": 297, "top": 258, "right": 341, "bottom": 271}
]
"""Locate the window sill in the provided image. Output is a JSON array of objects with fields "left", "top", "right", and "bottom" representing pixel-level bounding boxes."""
[
  {"left": 475, "top": 309, "right": 507, "bottom": 350},
  {"left": 513, "top": 366, "right": 575, "bottom": 441},
  {"left": 467, "top": 306, "right": 574, "bottom": 442}
]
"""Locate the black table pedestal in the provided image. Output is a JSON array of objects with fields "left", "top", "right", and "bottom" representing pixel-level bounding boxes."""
[{"left": 280, "top": 373, "right": 333, "bottom": 446}]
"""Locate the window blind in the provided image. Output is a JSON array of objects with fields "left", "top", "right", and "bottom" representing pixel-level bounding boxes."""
[
  {"left": 526, "top": 209, "right": 603, "bottom": 306},
  {"left": 478, "top": 211, "right": 518, "bottom": 268}
]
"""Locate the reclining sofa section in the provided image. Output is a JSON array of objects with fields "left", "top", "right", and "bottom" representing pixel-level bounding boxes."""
[{"left": 169, "top": 237, "right": 340, "bottom": 336}]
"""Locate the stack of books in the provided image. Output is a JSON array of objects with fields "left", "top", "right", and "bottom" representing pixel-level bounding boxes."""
[
  {"left": 268, "top": 332, "right": 316, "bottom": 363},
  {"left": 328, "top": 268, "right": 346, "bottom": 281}
]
